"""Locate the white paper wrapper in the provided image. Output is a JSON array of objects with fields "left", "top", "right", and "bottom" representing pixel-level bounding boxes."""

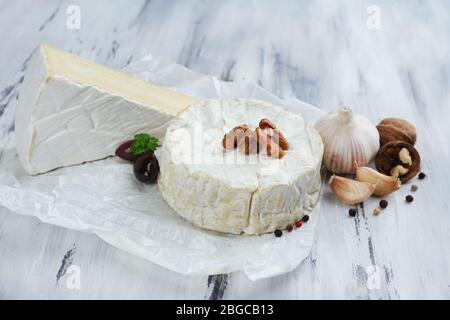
[{"left": 0, "top": 54, "right": 325, "bottom": 281}]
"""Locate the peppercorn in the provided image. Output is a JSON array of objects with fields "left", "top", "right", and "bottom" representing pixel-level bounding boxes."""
[
  {"left": 287, "top": 225, "right": 293, "bottom": 232},
  {"left": 373, "top": 207, "right": 381, "bottom": 215},
  {"left": 379, "top": 200, "right": 388, "bottom": 209},
  {"left": 349, "top": 208, "right": 357, "bottom": 217},
  {"left": 411, "top": 185, "right": 418, "bottom": 192},
  {"left": 274, "top": 229, "right": 283, "bottom": 237},
  {"left": 301, "top": 215, "right": 310, "bottom": 223},
  {"left": 418, "top": 172, "right": 426, "bottom": 180},
  {"left": 406, "top": 195, "right": 414, "bottom": 203},
  {"left": 295, "top": 219, "right": 302, "bottom": 228}
]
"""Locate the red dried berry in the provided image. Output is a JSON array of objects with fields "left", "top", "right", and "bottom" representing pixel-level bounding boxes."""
[
  {"left": 287, "top": 225, "right": 293, "bottom": 232},
  {"left": 295, "top": 220, "right": 302, "bottom": 228}
]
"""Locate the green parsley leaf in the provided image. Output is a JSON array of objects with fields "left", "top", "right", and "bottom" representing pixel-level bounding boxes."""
[{"left": 130, "top": 133, "right": 160, "bottom": 156}]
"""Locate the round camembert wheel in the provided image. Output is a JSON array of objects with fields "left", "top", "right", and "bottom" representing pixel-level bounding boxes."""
[{"left": 158, "top": 99, "right": 323, "bottom": 235}]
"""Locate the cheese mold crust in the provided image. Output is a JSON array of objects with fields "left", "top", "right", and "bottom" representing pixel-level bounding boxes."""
[
  {"left": 15, "top": 44, "right": 197, "bottom": 175},
  {"left": 158, "top": 99, "right": 324, "bottom": 235}
]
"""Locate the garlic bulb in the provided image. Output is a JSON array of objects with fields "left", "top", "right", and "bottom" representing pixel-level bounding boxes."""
[{"left": 315, "top": 106, "right": 380, "bottom": 173}]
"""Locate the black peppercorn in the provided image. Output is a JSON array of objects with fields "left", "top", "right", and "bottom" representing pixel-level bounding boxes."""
[
  {"left": 406, "top": 195, "right": 414, "bottom": 203},
  {"left": 418, "top": 172, "right": 426, "bottom": 180},
  {"left": 379, "top": 200, "right": 388, "bottom": 209},
  {"left": 301, "top": 215, "right": 310, "bottom": 223},
  {"left": 274, "top": 229, "right": 283, "bottom": 237},
  {"left": 349, "top": 208, "right": 357, "bottom": 217}
]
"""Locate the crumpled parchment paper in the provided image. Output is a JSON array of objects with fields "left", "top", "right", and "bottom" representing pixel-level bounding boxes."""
[{"left": 0, "top": 54, "right": 325, "bottom": 281}]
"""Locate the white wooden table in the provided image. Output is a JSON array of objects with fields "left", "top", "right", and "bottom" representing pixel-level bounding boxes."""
[{"left": 1, "top": 0, "right": 449, "bottom": 299}]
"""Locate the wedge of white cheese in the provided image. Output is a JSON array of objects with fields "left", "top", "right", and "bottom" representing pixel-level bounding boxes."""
[
  {"left": 158, "top": 99, "right": 324, "bottom": 235},
  {"left": 15, "top": 44, "right": 197, "bottom": 175}
]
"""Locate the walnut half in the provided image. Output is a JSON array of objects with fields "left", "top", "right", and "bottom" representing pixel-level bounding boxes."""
[{"left": 375, "top": 141, "right": 420, "bottom": 183}]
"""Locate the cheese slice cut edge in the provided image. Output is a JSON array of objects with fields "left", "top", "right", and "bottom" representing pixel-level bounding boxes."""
[{"left": 41, "top": 44, "right": 197, "bottom": 115}]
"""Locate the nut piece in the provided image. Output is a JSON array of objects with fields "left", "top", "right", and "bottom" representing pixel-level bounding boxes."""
[
  {"left": 222, "top": 133, "right": 236, "bottom": 150},
  {"left": 259, "top": 118, "right": 277, "bottom": 129},
  {"left": 273, "top": 128, "right": 289, "bottom": 150},
  {"left": 375, "top": 141, "right": 420, "bottom": 183},
  {"left": 235, "top": 124, "right": 250, "bottom": 132},
  {"left": 377, "top": 118, "right": 416, "bottom": 147},
  {"left": 238, "top": 129, "right": 259, "bottom": 155},
  {"left": 256, "top": 127, "right": 285, "bottom": 158},
  {"left": 227, "top": 119, "right": 289, "bottom": 158},
  {"left": 222, "top": 125, "right": 249, "bottom": 150},
  {"left": 266, "top": 136, "right": 285, "bottom": 158},
  {"left": 258, "top": 119, "right": 289, "bottom": 151},
  {"left": 399, "top": 147, "right": 412, "bottom": 165},
  {"left": 390, "top": 165, "right": 409, "bottom": 178}
]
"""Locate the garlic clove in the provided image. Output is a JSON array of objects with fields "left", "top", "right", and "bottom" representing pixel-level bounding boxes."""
[
  {"left": 356, "top": 166, "right": 401, "bottom": 197},
  {"left": 329, "top": 175, "right": 376, "bottom": 205}
]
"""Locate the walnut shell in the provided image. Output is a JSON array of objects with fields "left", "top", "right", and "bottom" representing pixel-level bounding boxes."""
[
  {"left": 375, "top": 141, "right": 420, "bottom": 183},
  {"left": 377, "top": 118, "right": 416, "bottom": 147}
]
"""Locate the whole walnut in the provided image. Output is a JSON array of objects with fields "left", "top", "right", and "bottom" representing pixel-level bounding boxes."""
[{"left": 376, "top": 118, "right": 416, "bottom": 147}]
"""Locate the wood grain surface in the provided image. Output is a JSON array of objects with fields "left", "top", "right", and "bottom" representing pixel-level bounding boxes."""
[{"left": 0, "top": 0, "right": 449, "bottom": 299}]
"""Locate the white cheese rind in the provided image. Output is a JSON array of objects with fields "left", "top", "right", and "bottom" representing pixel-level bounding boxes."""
[
  {"left": 15, "top": 45, "right": 197, "bottom": 175},
  {"left": 158, "top": 99, "right": 323, "bottom": 235},
  {"left": 15, "top": 46, "right": 48, "bottom": 175}
]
